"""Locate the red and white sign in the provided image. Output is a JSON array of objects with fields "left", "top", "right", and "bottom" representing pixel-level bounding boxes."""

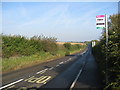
[
  {"left": 96, "top": 15, "right": 105, "bottom": 18},
  {"left": 96, "top": 15, "right": 105, "bottom": 29}
]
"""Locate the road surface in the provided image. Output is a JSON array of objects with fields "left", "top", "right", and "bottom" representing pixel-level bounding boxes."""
[{"left": 1, "top": 45, "right": 103, "bottom": 89}]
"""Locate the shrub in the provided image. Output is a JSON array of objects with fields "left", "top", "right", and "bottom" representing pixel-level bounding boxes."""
[
  {"left": 65, "top": 50, "right": 70, "bottom": 56},
  {"left": 2, "top": 35, "right": 57, "bottom": 58},
  {"left": 63, "top": 43, "right": 71, "bottom": 50}
]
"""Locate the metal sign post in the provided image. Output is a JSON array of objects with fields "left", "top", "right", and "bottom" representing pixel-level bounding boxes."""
[
  {"left": 96, "top": 14, "right": 108, "bottom": 84},
  {"left": 105, "top": 14, "right": 108, "bottom": 84},
  {"left": 105, "top": 14, "right": 108, "bottom": 47}
]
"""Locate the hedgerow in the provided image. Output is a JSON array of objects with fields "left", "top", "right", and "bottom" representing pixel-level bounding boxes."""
[
  {"left": 2, "top": 35, "right": 57, "bottom": 58},
  {"left": 92, "top": 14, "right": 120, "bottom": 89}
]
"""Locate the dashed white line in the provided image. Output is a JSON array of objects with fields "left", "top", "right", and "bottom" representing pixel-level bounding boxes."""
[
  {"left": 56, "top": 65, "right": 60, "bottom": 67},
  {"left": 49, "top": 67, "right": 54, "bottom": 70},
  {"left": 68, "top": 58, "right": 72, "bottom": 61},
  {"left": 59, "top": 61, "right": 64, "bottom": 64},
  {"left": 36, "top": 68, "right": 48, "bottom": 74},
  {"left": 67, "top": 58, "right": 71, "bottom": 62},
  {"left": 0, "top": 79, "right": 23, "bottom": 90}
]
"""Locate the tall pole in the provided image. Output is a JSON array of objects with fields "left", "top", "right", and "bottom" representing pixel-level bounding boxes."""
[
  {"left": 105, "top": 14, "right": 108, "bottom": 84},
  {"left": 105, "top": 14, "right": 108, "bottom": 47}
]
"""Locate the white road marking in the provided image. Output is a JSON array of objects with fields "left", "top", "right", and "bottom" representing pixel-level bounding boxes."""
[
  {"left": 59, "top": 62, "right": 64, "bottom": 64},
  {"left": 49, "top": 67, "right": 54, "bottom": 70},
  {"left": 70, "top": 56, "right": 86, "bottom": 90},
  {"left": 68, "top": 58, "right": 72, "bottom": 61},
  {"left": 67, "top": 58, "right": 71, "bottom": 62},
  {"left": 70, "top": 69, "right": 83, "bottom": 90},
  {"left": 0, "top": 79, "right": 23, "bottom": 90},
  {"left": 56, "top": 65, "right": 60, "bottom": 67},
  {"left": 7, "top": 85, "right": 15, "bottom": 88},
  {"left": 36, "top": 68, "right": 48, "bottom": 74}
]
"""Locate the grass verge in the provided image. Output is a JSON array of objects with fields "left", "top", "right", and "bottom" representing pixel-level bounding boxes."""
[{"left": 2, "top": 47, "right": 86, "bottom": 73}]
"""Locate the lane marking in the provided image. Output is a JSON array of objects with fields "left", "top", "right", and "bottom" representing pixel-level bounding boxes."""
[
  {"left": 25, "top": 76, "right": 43, "bottom": 83},
  {"left": 39, "top": 70, "right": 46, "bottom": 74},
  {"left": 7, "top": 85, "right": 15, "bottom": 89},
  {"left": 59, "top": 61, "right": 64, "bottom": 64},
  {"left": 36, "top": 76, "right": 51, "bottom": 84},
  {"left": 70, "top": 58, "right": 87, "bottom": 90},
  {"left": 36, "top": 68, "right": 48, "bottom": 74},
  {"left": 67, "top": 58, "right": 72, "bottom": 62},
  {"left": 25, "top": 75, "right": 51, "bottom": 84},
  {"left": 70, "top": 69, "right": 82, "bottom": 90},
  {"left": 49, "top": 67, "right": 54, "bottom": 70},
  {"left": 56, "top": 65, "right": 59, "bottom": 67},
  {"left": 0, "top": 79, "right": 23, "bottom": 90}
]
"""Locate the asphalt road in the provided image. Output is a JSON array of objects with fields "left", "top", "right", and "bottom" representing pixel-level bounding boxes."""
[{"left": 1, "top": 45, "right": 103, "bottom": 89}]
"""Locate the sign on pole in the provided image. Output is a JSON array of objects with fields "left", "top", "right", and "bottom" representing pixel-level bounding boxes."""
[
  {"left": 96, "top": 15, "right": 105, "bottom": 29},
  {"left": 96, "top": 14, "right": 108, "bottom": 84}
]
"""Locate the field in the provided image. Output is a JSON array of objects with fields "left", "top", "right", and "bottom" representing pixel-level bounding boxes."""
[{"left": 56, "top": 42, "right": 85, "bottom": 45}]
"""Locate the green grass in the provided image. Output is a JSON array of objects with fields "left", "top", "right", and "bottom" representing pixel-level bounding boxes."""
[
  {"left": 2, "top": 51, "right": 65, "bottom": 73},
  {"left": 2, "top": 46, "right": 86, "bottom": 73}
]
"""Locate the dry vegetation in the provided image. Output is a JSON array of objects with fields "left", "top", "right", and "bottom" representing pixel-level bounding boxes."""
[{"left": 56, "top": 42, "right": 85, "bottom": 45}]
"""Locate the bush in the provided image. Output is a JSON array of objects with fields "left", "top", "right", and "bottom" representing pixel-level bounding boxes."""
[
  {"left": 71, "top": 44, "right": 81, "bottom": 50},
  {"left": 2, "top": 35, "right": 57, "bottom": 58},
  {"left": 65, "top": 50, "right": 70, "bottom": 56},
  {"left": 63, "top": 43, "right": 71, "bottom": 50}
]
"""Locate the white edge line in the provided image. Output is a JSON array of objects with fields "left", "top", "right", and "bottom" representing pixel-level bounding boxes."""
[
  {"left": 0, "top": 79, "right": 23, "bottom": 90},
  {"left": 70, "top": 69, "right": 83, "bottom": 90}
]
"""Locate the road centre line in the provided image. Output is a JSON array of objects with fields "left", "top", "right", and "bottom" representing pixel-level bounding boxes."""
[
  {"left": 69, "top": 58, "right": 72, "bottom": 60},
  {"left": 59, "top": 61, "right": 64, "bottom": 64},
  {"left": 64, "top": 60, "right": 67, "bottom": 63},
  {"left": 0, "top": 79, "right": 23, "bottom": 90},
  {"left": 56, "top": 64, "right": 60, "bottom": 67},
  {"left": 49, "top": 67, "right": 54, "bottom": 70},
  {"left": 36, "top": 68, "right": 48, "bottom": 74}
]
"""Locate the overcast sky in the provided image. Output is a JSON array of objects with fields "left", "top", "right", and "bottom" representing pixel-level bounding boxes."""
[{"left": 2, "top": 2, "right": 118, "bottom": 42}]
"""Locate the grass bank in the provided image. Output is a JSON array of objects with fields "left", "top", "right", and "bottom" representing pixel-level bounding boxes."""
[{"left": 2, "top": 46, "right": 86, "bottom": 73}]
